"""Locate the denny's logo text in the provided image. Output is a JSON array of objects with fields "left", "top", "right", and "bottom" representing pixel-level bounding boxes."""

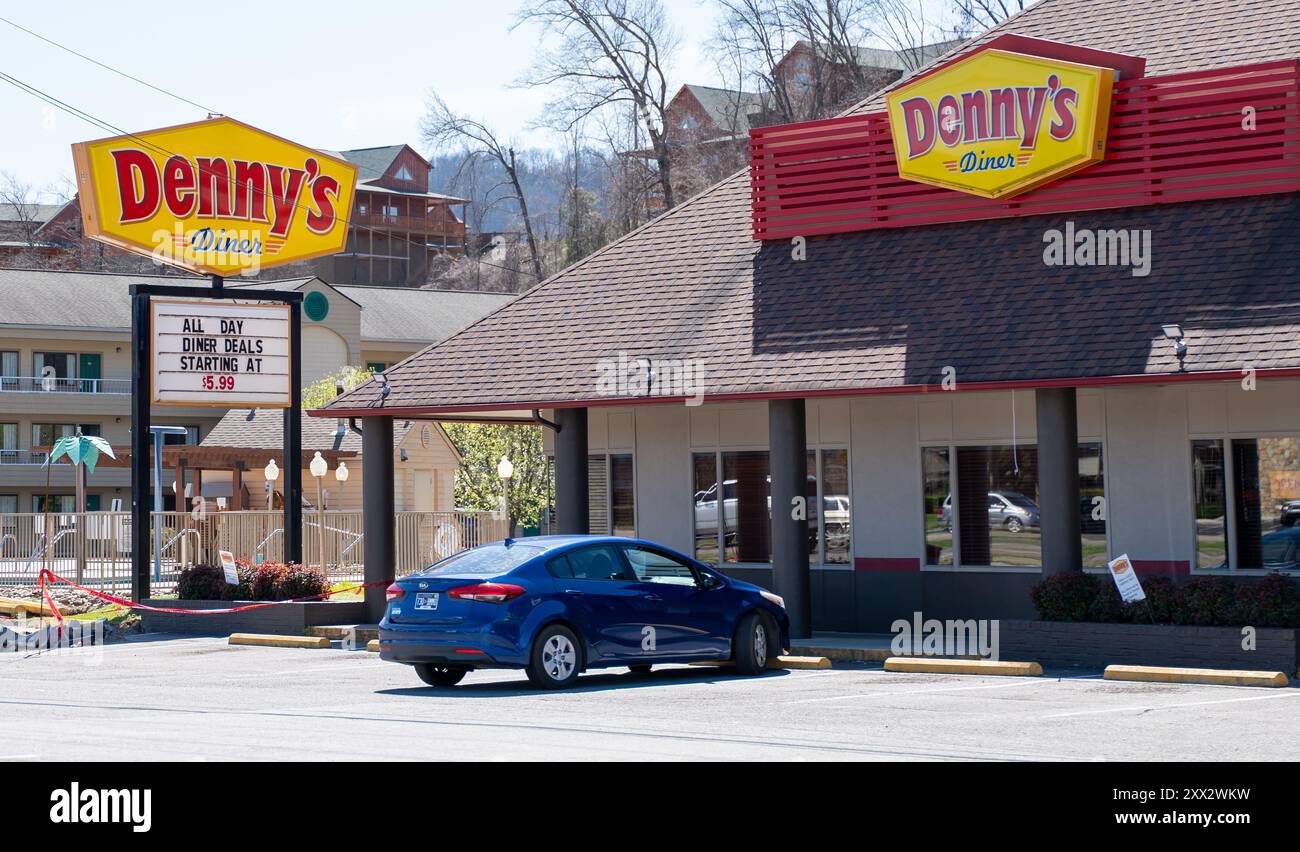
[
  {"left": 886, "top": 49, "right": 1114, "bottom": 199},
  {"left": 73, "top": 117, "right": 358, "bottom": 277}
]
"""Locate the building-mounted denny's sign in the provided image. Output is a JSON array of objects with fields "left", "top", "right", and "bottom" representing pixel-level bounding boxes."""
[
  {"left": 886, "top": 49, "right": 1114, "bottom": 199},
  {"left": 72, "top": 117, "right": 357, "bottom": 277}
]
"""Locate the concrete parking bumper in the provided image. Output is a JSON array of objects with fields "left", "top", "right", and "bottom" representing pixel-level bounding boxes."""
[
  {"left": 1104, "top": 664, "right": 1290, "bottom": 688},
  {"left": 884, "top": 657, "right": 1044, "bottom": 676},
  {"left": 228, "top": 633, "right": 331, "bottom": 649}
]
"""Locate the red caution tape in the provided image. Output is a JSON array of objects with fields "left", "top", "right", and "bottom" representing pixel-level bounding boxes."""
[{"left": 35, "top": 569, "right": 392, "bottom": 617}]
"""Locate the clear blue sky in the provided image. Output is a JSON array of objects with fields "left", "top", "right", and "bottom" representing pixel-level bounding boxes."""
[{"left": 0, "top": 0, "right": 727, "bottom": 196}]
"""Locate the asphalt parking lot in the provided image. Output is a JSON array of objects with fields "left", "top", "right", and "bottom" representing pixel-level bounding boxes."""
[{"left": 2, "top": 635, "right": 1297, "bottom": 761}]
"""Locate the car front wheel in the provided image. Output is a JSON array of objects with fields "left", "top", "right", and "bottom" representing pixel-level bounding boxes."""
[
  {"left": 734, "top": 612, "right": 771, "bottom": 676},
  {"left": 1005, "top": 517, "right": 1024, "bottom": 533},
  {"left": 526, "top": 624, "right": 581, "bottom": 690},
  {"left": 415, "top": 664, "right": 467, "bottom": 687}
]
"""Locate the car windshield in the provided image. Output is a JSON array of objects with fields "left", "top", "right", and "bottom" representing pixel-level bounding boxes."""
[
  {"left": 1000, "top": 492, "right": 1038, "bottom": 509},
  {"left": 422, "top": 543, "right": 543, "bottom": 576}
]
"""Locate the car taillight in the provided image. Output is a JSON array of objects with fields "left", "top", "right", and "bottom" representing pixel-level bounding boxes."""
[
  {"left": 448, "top": 582, "right": 526, "bottom": 603},
  {"left": 386, "top": 582, "right": 405, "bottom": 603}
]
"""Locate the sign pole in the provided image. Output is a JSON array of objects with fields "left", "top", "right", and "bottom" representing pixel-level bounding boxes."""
[
  {"left": 129, "top": 288, "right": 152, "bottom": 603},
  {"left": 284, "top": 300, "right": 303, "bottom": 564}
]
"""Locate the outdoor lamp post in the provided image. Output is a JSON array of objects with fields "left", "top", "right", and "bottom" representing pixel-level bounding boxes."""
[
  {"left": 335, "top": 461, "right": 349, "bottom": 509},
  {"left": 263, "top": 459, "right": 279, "bottom": 511},
  {"left": 310, "top": 451, "right": 328, "bottom": 573},
  {"left": 497, "top": 455, "right": 514, "bottom": 536}
]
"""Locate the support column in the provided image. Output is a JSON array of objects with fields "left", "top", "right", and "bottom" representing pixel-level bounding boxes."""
[
  {"left": 284, "top": 301, "right": 303, "bottom": 564},
  {"left": 362, "top": 416, "right": 395, "bottom": 624},
  {"left": 769, "top": 398, "right": 812, "bottom": 639},
  {"left": 554, "top": 408, "right": 589, "bottom": 535},
  {"left": 1036, "top": 388, "right": 1082, "bottom": 576},
  {"left": 129, "top": 291, "right": 151, "bottom": 603}
]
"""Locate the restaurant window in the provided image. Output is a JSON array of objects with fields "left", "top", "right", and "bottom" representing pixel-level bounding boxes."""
[
  {"left": 1079, "top": 443, "right": 1108, "bottom": 568},
  {"left": 1191, "top": 440, "right": 1227, "bottom": 570},
  {"left": 587, "top": 453, "right": 635, "bottom": 538},
  {"left": 722, "top": 451, "right": 770, "bottom": 564},
  {"left": 922, "top": 447, "right": 953, "bottom": 566},
  {"left": 693, "top": 453, "right": 720, "bottom": 564},
  {"left": 609, "top": 454, "right": 635, "bottom": 538},
  {"left": 956, "top": 445, "right": 1041, "bottom": 568},
  {"left": 588, "top": 455, "right": 608, "bottom": 535},
  {"left": 819, "top": 449, "right": 851, "bottom": 564},
  {"left": 1224, "top": 436, "right": 1300, "bottom": 572}
]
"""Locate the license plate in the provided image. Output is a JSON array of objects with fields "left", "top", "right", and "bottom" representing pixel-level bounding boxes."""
[{"left": 415, "top": 592, "right": 440, "bottom": 611}]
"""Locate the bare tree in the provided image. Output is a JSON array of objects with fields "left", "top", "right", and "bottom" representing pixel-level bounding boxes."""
[
  {"left": 711, "top": 0, "right": 904, "bottom": 125},
  {"left": 872, "top": 0, "right": 958, "bottom": 71},
  {"left": 0, "top": 171, "right": 44, "bottom": 248},
  {"left": 951, "top": 0, "right": 1029, "bottom": 31},
  {"left": 420, "top": 92, "right": 545, "bottom": 282},
  {"left": 515, "top": 0, "right": 681, "bottom": 210}
]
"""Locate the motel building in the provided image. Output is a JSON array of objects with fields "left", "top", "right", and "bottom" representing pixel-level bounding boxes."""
[{"left": 320, "top": 0, "right": 1300, "bottom": 634}]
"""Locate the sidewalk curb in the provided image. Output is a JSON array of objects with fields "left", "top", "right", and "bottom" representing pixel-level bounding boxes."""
[{"left": 1103, "top": 664, "right": 1289, "bottom": 688}]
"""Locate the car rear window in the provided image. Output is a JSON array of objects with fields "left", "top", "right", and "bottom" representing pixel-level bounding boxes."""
[{"left": 424, "top": 543, "right": 543, "bottom": 576}]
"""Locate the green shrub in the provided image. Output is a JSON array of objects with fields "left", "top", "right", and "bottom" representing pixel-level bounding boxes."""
[
  {"left": 176, "top": 561, "right": 325, "bottom": 601},
  {"left": 1029, "top": 571, "right": 1100, "bottom": 621},
  {"left": 1171, "top": 576, "right": 1236, "bottom": 625},
  {"left": 1232, "top": 573, "right": 1300, "bottom": 628},
  {"left": 1029, "top": 570, "right": 1300, "bottom": 627}
]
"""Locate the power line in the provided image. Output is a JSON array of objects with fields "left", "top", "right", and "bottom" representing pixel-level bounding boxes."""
[
  {"left": 0, "top": 69, "right": 538, "bottom": 281},
  {"left": 0, "top": 14, "right": 218, "bottom": 115}
]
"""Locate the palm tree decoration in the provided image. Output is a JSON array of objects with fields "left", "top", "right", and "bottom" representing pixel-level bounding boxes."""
[{"left": 42, "top": 430, "right": 115, "bottom": 582}]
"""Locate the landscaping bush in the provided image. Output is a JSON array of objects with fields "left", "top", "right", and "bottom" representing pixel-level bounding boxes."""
[
  {"left": 1232, "top": 572, "right": 1300, "bottom": 628},
  {"left": 1171, "top": 576, "right": 1236, "bottom": 626},
  {"left": 176, "top": 561, "right": 327, "bottom": 602},
  {"left": 1030, "top": 570, "right": 1300, "bottom": 627},
  {"left": 1029, "top": 571, "right": 1099, "bottom": 622}
]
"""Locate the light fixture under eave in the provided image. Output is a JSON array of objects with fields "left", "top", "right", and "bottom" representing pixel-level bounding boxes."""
[{"left": 1160, "top": 323, "right": 1188, "bottom": 371}]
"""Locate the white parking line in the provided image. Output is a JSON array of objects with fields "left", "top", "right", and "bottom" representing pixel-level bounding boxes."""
[
  {"left": 1044, "top": 689, "right": 1300, "bottom": 718},
  {"left": 784, "top": 674, "right": 1099, "bottom": 705}
]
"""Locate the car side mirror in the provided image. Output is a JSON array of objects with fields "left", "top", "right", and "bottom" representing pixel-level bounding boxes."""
[{"left": 697, "top": 573, "right": 720, "bottom": 591}]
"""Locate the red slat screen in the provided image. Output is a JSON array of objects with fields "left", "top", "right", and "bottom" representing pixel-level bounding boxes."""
[{"left": 750, "top": 60, "right": 1300, "bottom": 240}]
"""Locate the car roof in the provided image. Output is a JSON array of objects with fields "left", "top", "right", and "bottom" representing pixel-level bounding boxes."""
[{"left": 501, "top": 534, "right": 659, "bottom": 554}]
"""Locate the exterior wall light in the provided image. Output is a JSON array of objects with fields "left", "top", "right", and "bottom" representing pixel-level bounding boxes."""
[{"left": 1161, "top": 323, "right": 1187, "bottom": 371}]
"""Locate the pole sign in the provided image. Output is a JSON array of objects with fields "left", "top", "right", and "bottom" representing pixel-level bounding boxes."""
[
  {"left": 886, "top": 49, "right": 1114, "bottom": 199},
  {"left": 151, "top": 299, "right": 291, "bottom": 407},
  {"left": 72, "top": 117, "right": 357, "bottom": 277},
  {"left": 1107, "top": 553, "right": 1147, "bottom": 603}
]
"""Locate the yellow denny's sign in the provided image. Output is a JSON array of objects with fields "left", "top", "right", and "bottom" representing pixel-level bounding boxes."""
[
  {"left": 72, "top": 117, "right": 357, "bottom": 276},
  {"left": 886, "top": 49, "right": 1114, "bottom": 199}
]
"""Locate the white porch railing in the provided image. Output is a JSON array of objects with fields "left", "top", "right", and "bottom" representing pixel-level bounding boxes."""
[
  {"left": 0, "top": 509, "right": 509, "bottom": 599},
  {"left": 0, "top": 376, "right": 132, "bottom": 394}
]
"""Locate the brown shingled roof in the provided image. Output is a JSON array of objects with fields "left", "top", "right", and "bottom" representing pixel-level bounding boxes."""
[{"left": 319, "top": 0, "right": 1300, "bottom": 417}]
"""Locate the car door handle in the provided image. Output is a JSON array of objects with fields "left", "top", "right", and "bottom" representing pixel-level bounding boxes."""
[
  {"left": 563, "top": 589, "right": 585, "bottom": 596},
  {"left": 641, "top": 593, "right": 662, "bottom": 602}
]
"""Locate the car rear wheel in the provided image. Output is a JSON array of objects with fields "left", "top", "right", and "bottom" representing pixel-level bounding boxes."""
[
  {"left": 1005, "top": 517, "right": 1024, "bottom": 533},
  {"left": 526, "top": 624, "right": 581, "bottom": 689},
  {"left": 734, "top": 612, "right": 771, "bottom": 676},
  {"left": 415, "top": 664, "right": 467, "bottom": 688}
]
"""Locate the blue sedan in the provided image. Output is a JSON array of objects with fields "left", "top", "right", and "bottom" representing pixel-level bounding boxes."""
[{"left": 378, "top": 535, "right": 790, "bottom": 689}]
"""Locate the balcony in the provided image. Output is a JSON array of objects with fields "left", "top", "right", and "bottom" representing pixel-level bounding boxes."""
[
  {"left": 351, "top": 212, "right": 466, "bottom": 242},
  {"left": 0, "top": 376, "right": 131, "bottom": 395},
  {"left": 0, "top": 450, "right": 50, "bottom": 466}
]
